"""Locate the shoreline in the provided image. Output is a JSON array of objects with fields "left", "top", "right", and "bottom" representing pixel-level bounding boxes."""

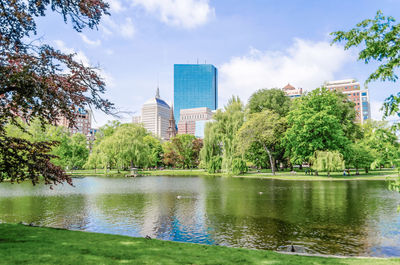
[
  {"left": 67, "top": 169, "right": 400, "bottom": 181},
  {"left": 0, "top": 223, "right": 398, "bottom": 264}
]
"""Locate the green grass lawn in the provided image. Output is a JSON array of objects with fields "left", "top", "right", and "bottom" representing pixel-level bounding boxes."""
[{"left": 0, "top": 223, "right": 398, "bottom": 265}]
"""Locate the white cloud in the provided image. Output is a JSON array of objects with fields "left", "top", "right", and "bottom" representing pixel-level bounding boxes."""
[
  {"left": 101, "top": 16, "right": 135, "bottom": 39},
  {"left": 219, "top": 38, "right": 354, "bottom": 105},
  {"left": 131, "top": 0, "right": 214, "bottom": 29},
  {"left": 120, "top": 18, "right": 135, "bottom": 38},
  {"left": 108, "top": 0, "right": 125, "bottom": 13},
  {"left": 53, "top": 40, "right": 115, "bottom": 88},
  {"left": 79, "top": 34, "right": 101, "bottom": 46}
]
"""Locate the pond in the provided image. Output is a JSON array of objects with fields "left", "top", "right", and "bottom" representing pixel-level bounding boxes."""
[{"left": 0, "top": 176, "right": 399, "bottom": 257}]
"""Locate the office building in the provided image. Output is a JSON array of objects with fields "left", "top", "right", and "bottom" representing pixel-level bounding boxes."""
[
  {"left": 178, "top": 107, "right": 213, "bottom": 138},
  {"left": 132, "top": 88, "right": 171, "bottom": 139},
  {"left": 57, "top": 108, "right": 92, "bottom": 135},
  {"left": 174, "top": 64, "right": 218, "bottom": 123},
  {"left": 324, "top": 79, "right": 370, "bottom": 123},
  {"left": 282, "top": 83, "right": 303, "bottom": 98}
]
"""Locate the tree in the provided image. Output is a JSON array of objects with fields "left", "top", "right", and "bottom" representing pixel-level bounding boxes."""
[
  {"left": 200, "top": 122, "right": 222, "bottom": 172},
  {"left": 311, "top": 151, "right": 345, "bottom": 177},
  {"left": 283, "top": 88, "right": 354, "bottom": 165},
  {"left": 163, "top": 134, "right": 203, "bottom": 169},
  {"left": 162, "top": 141, "right": 178, "bottom": 168},
  {"left": 246, "top": 88, "right": 291, "bottom": 169},
  {"left": 0, "top": 0, "right": 112, "bottom": 185},
  {"left": 4, "top": 118, "right": 90, "bottom": 171},
  {"left": 211, "top": 96, "right": 245, "bottom": 173},
  {"left": 143, "top": 135, "right": 163, "bottom": 168},
  {"left": 64, "top": 133, "right": 89, "bottom": 171},
  {"left": 238, "top": 110, "right": 286, "bottom": 175},
  {"left": 88, "top": 124, "right": 153, "bottom": 172},
  {"left": 231, "top": 158, "right": 247, "bottom": 175},
  {"left": 331, "top": 11, "right": 400, "bottom": 118},
  {"left": 346, "top": 142, "right": 375, "bottom": 174},
  {"left": 247, "top": 88, "right": 291, "bottom": 117},
  {"left": 360, "top": 120, "right": 399, "bottom": 169}
]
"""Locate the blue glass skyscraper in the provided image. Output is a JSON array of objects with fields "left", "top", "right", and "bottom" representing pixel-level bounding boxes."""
[{"left": 174, "top": 64, "right": 218, "bottom": 122}]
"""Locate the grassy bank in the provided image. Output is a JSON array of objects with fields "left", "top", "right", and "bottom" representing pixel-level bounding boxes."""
[
  {"left": 71, "top": 168, "right": 399, "bottom": 181},
  {"left": 0, "top": 223, "right": 398, "bottom": 265}
]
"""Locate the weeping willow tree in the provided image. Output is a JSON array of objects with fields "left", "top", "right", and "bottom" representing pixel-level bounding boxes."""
[
  {"left": 311, "top": 151, "right": 345, "bottom": 177},
  {"left": 201, "top": 96, "right": 245, "bottom": 174},
  {"left": 200, "top": 122, "right": 222, "bottom": 173},
  {"left": 86, "top": 123, "right": 159, "bottom": 172}
]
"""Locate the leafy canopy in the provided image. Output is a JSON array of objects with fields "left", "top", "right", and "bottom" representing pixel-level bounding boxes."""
[
  {"left": 283, "top": 88, "right": 354, "bottom": 164},
  {"left": 0, "top": 0, "right": 112, "bottom": 185},
  {"left": 331, "top": 10, "right": 400, "bottom": 118},
  {"left": 247, "top": 88, "right": 291, "bottom": 117},
  {"left": 238, "top": 110, "right": 286, "bottom": 175}
]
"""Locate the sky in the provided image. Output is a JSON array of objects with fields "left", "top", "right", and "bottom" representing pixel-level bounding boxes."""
[{"left": 35, "top": 0, "right": 400, "bottom": 127}]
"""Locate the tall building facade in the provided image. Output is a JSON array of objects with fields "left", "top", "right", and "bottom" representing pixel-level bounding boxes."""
[
  {"left": 282, "top": 83, "right": 303, "bottom": 98},
  {"left": 178, "top": 107, "right": 213, "bottom": 137},
  {"left": 57, "top": 108, "right": 92, "bottom": 135},
  {"left": 324, "top": 79, "right": 370, "bottom": 123},
  {"left": 132, "top": 88, "right": 171, "bottom": 139},
  {"left": 174, "top": 64, "right": 218, "bottom": 123}
]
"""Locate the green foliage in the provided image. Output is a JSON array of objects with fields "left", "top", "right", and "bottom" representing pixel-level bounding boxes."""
[
  {"left": 247, "top": 88, "right": 291, "bottom": 116},
  {"left": 311, "top": 151, "right": 345, "bottom": 176},
  {"left": 360, "top": 120, "right": 400, "bottom": 169},
  {"left": 243, "top": 142, "right": 270, "bottom": 169},
  {"left": 0, "top": 0, "right": 111, "bottom": 185},
  {"left": 346, "top": 142, "right": 375, "bottom": 173},
  {"left": 284, "top": 88, "right": 354, "bottom": 165},
  {"left": 200, "top": 122, "right": 222, "bottom": 170},
  {"left": 5, "top": 118, "right": 89, "bottom": 170},
  {"left": 64, "top": 133, "right": 89, "bottom": 170},
  {"left": 331, "top": 10, "right": 400, "bottom": 84},
  {"left": 211, "top": 96, "right": 245, "bottom": 173},
  {"left": 163, "top": 134, "right": 203, "bottom": 169},
  {"left": 207, "top": 156, "right": 222, "bottom": 173},
  {"left": 87, "top": 123, "right": 160, "bottom": 171},
  {"left": 231, "top": 158, "right": 248, "bottom": 175},
  {"left": 238, "top": 110, "right": 286, "bottom": 175},
  {"left": 143, "top": 135, "right": 163, "bottom": 168},
  {"left": 331, "top": 11, "right": 400, "bottom": 119}
]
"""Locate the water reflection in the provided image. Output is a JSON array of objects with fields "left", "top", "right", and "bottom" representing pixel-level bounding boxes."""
[{"left": 0, "top": 176, "right": 399, "bottom": 257}]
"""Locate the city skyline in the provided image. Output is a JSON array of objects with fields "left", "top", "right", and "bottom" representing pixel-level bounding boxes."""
[{"left": 34, "top": 0, "right": 400, "bottom": 127}]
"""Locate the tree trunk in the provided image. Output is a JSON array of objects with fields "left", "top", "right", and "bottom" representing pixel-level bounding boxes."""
[
  {"left": 273, "top": 158, "right": 279, "bottom": 172},
  {"left": 327, "top": 172, "right": 330, "bottom": 177},
  {"left": 356, "top": 168, "right": 359, "bottom": 175},
  {"left": 299, "top": 164, "right": 303, "bottom": 170},
  {"left": 315, "top": 170, "right": 318, "bottom": 176},
  {"left": 263, "top": 145, "right": 275, "bottom": 175},
  {"left": 365, "top": 167, "right": 369, "bottom": 174}
]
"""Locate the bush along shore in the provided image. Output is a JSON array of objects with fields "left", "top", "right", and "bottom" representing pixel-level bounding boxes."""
[{"left": 0, "top": 223, "right": 399, "bottom": 265}]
